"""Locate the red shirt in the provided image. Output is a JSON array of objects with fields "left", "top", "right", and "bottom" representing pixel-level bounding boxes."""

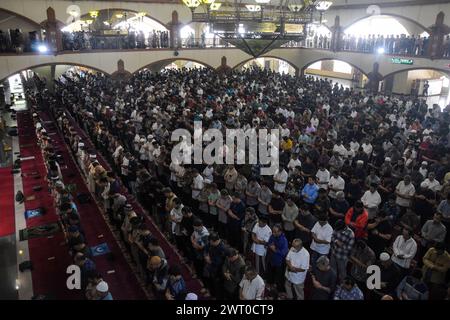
[{"left": 345, "top": 207, "right": 369, "bottom": 239}]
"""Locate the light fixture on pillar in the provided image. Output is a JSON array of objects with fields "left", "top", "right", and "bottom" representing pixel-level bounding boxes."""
[
  {"left": 246, "top": 5, "right": 261, "bottom": 12},
  {"left": 182, "top": 0, "right": 201, "bottom": 13},
  {"left": 210, "top": 3, "right": 221, "bottom": 11},
  {"left": 136, "top": 11, "right": 147, "bottom": 17},
  {"left": 89, "top": 10, "right": 99, "bottom": 19},
  {"left": 288, "top": 4, "right": 303, "bottom": 12},
  {"left": 315, "top": 1, "right": 332, "bottom": 23},
  {"left": 315, "top": 0, "right": 333, "bottom": 11}
]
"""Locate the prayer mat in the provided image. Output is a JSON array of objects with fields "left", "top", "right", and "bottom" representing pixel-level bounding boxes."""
[
  {"left": 19, "top": 222, "right": 61, "bottom": 241},
  {"left": 90, "top": 243, "right": 111, "bottom": 257}
]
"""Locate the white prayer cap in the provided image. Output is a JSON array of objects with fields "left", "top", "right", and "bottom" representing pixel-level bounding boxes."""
[
  {"left": 185, "top": 293, "right": 198, "bottom": 300},
  {"left": 356, "top": 160, "right": 364, "bottom": 164},
  {"left": 421, "top": 161, "right": 428, "bottom": 165},
  {"left": 96, "top": 281, "right": 109, "bottom": 293},
  {"left": 78, "top": 142, "right": 85, "bottom": 147},
  {"left": 384, "top": 157, "right": 391, "bottom": 162},
  {"left": 147, "top": 135, "right": 154, "bottom": 140},
  {"left": 379, "top": 252, "right": 390, "bottom": 262}
]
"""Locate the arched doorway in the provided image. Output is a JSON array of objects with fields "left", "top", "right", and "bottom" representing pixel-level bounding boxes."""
[
  {"left": 382, "top": 68, "right": 450, "bottom": 109},
  {"left": 136, "top": 59, "right": 213, "bottom": 74},
  {"left": 303, "top": 59, "right": 368, "bottom": 89},
  {"left": 235, "top": 57, "right": 298, "bottom": 76},
  {"left": 0, "top": 8, "right": 45, "bottom": 53},
  {"left": 1, "top": 64, "right": 108, "bottom": 108},
  {"left": 342, "top": 15, "right": 430, "bottom": 55},
  {"left": 60, "top": 8, "right": 168, "bottom": 50}
]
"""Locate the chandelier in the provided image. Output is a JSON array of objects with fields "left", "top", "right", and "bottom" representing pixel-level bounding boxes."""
[{"left": 183, "top": 0, "right": 333, "bottom": 57}]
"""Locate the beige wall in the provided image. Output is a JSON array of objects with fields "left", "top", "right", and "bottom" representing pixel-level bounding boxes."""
[{"left": 1, "top": 47, "right": 450, "bottom": 82}]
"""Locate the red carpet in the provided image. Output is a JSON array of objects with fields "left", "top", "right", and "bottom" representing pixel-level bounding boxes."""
[
  {"left": 63, "top": 111, "right": 204, "bottom": 296},
  {"left": 17, "top": 111, "right": 77, "bottom": 299},
  {"left": 0, "top": 166, "right": 15, "bottom": 237},
  {"left": 17, "top": 110, "right": 146, "bottom": 299},
  {"left": 37, "top": 111, "right": 146, "bottom": 300}
]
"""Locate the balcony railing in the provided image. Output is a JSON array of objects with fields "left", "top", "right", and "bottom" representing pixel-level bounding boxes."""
[{"left": 1, "top": 28, "right": 449, "bottom": 60}]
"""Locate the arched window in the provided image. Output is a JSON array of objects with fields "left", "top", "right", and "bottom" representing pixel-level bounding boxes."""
[{"left": 345, "top": 15, "right": 409, "bottom": 36}]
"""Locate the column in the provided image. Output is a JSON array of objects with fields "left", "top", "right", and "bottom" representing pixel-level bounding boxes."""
[
  {"left": 170, "top": 10, "right": 180, "bottom": 49},
  {"left": 366, "top": 62, "right": 383, "bottom": 93},
  {"left": 428, "top": 12, "right": 449, "bottom": 59},
  {"left": 44, "top": 7, "right": 63, "bottom": 52},
  {"left": 330, "top": 16, "right": 342, "bottom": 52}
]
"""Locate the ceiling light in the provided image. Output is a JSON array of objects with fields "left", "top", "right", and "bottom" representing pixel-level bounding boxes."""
[
  {"left": 115, "top": 13, "right": 124, "bottom": 19},
  {"left": 210, "top": 3, "right": 221, "bottom": 10},
  {"left": 288, "top": 4, "right": 303, "bottom": 12},
  {"left": 254, "top": 0, "right": 271, "bottom": 3},
  {"left": 136, "top": 11, "right": 147, "bottom": 17},
  {"left": 182, "top": 0, "right": 201, "bottom": 9},
  {"left": 89, "top": 10, "right": 99, "bottom": 18},
  {"left": 246, "top": 5, "right": 261, "bottom": 12},
  {"left": 315, "top": 1, "right": 333, "bottom": 11},
  {"left": 38, "top": 44, "right": 48, "bottom": 53}
]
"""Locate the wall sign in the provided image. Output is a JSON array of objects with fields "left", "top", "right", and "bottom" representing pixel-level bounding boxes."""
[{"left": 391, "top": 58, "right": 414, "bottom": 65}]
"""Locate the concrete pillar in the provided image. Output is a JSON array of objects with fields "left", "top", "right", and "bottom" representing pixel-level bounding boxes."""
[
  {"left": 428, "top": 12, "right": 449, "bottom": 59},
  {"left": 366, "top": 62, "right": 383, "bottom": 93},
  {"left": 216, "top": 56, "right": 232, "bottom": 74},
  {"left": 44, "top": 7, "right": 63, "bottom": 52},
  {"left": 170, "top": 11, "right": 180, "bottom": 49},
  {"left": 330, "top": 16, "right": 342, "bottom": 52}
]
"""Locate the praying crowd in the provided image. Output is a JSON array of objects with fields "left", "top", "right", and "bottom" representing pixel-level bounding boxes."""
[
  {"left": 27, "top": 65, "right": 450, "bottom": 300},
  {"left": 29, "top": 108, "right": 114, "bottom": 300}
]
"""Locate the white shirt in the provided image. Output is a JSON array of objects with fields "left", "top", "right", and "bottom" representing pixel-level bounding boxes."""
[
  {"left": 395, "top": 181, "right": 416, "bottom": 207},
  {"left": 274, "top": 170, "right": 288, "bottom": 193},
  {"left": 251, "top": 224, "right": 272, "bottom": 256},
  {"left": 316, "top": 169, "right": 330, "bottom": 190},
  {"left": 361, "top": 190, "right": 382, "bottom": 209},
  {"left": 191, "top": 175, "right": 204, "bottom": 199},
  {"left": 285, "top": 247, "right": 310, "bottom": 284},
  {"left": 391, "top": 235, "right": 417, "bottom": 269},
  {"left": 287, "top": 159, "right": 302, "bottom": 174},
  {"left": 420, "top": 179, "right": 441, "bottom": 192},
  {"left": 333, "top": 144, "right": 347, "bottom": 157},
  {"left": 310, "top": 222, "right": 333, "bottom": 255},
  {"left": 202, "top": 166, "right": 214, "bottom": 182},
  {"left": 121, "top": 157, "right": 129, "bottom": 176},
  {"left": 328, "top": 176, "right": 345, "bottom": 199},
  {"left": 170, "top": 204, "right": 184, "bottom": 234},
  {"left": 350, "top": 141, "right": 360, "bottom": 152},
  {"left": 239, "top": 275, "right": 265, "bottom": 300},
  {"left": 362, "top": 143, "right": 373, "bottom": 156}
]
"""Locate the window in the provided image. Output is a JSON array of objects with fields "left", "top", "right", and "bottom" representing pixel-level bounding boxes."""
[
  {"left": 308, "top": 61, "right": 322, "bottom": 70},
  {"left": 333, "top": 60, "right": 352, "bottom": 74},
  {"left": 344, "top": 15, "right": 409, "bottom": 37}
]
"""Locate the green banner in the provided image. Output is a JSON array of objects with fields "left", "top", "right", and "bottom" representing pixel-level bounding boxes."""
[{"left": 391, "top": 58, "right": 414, "bottom": 65}]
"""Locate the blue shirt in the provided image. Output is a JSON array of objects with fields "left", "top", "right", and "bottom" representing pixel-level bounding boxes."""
[
  {"left": 301, "top": 183, "right": 319, "bottom": 204},
  {"left": 100, "top": 292, "right": 113, "bottom": 300},
  {"left": 334, "top": 285, "right": 364, "bottom": 300},
  {"left": 267, "top": 234, "right": 289, "bottom": 267},
  {"left": 167, "top": 278, "right": 187, "bottom": 300}
]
